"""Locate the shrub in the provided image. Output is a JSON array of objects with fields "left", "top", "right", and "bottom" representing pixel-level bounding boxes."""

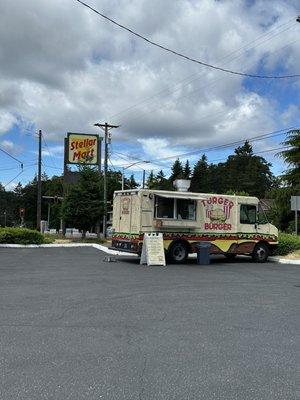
[
  {"left": 273, "top": 232, "right": 300, "bottom": 256},
  {"left": 0, "top": 227, "right": 44, "bottom": 245}
]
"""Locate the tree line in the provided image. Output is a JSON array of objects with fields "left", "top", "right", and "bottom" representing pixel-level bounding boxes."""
[{"left": 0, "top": 131, "right": 299, "bottom": 233}]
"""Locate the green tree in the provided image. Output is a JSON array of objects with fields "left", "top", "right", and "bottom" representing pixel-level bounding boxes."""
[
  {"left": 267, "top": 185, "right": 295, "bottom": 232},
  {"left": 146, "top": 171, "right": 157, "bottom": 189},
  {"left": 124, "top": 174, "right": 139, "bottom": 189},
  {"left": 183, "top": 160, "right": 191, "bottom": 179},
  {"left": 61, "top": 167, "right": 103, "bottom": 236},
  {"left": 222, "top": 141, "right": 274, "bottom": 198},
  {"left": 279, "top": 129, "right": 300, "bottom": 186},
  {"left": 169, "top": 159, "right": 184, "bottom": 184},
  {"left": 155, "top": 170, "right": 171, "bottom": 190},
  {"left": 190, "top": 155, "right": 210, "bottom": 192}
]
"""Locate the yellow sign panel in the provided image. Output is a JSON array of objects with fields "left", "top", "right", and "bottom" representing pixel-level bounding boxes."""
[{"left": 67, "top": 133, "right": 99, "bottom": 165}]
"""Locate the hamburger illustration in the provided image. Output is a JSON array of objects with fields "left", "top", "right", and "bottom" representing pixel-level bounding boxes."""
[{"left": 210, "top": 208, "right": 226, "bottom": 222}]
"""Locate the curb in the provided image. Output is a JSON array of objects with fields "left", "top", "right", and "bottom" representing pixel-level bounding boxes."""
[
  {"left": 1, "top": 244, "right": 299, "bottom": 264},
  {"left": 0, "top": 243, "right": 137, "bottom": 257},
  {"left": 269, "top": 256, "right": 300, "bottom": 265}
]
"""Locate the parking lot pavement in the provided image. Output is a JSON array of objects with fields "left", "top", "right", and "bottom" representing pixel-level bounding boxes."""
[{"left": 0, "top": 248, "right": 299, "bottom": 400}]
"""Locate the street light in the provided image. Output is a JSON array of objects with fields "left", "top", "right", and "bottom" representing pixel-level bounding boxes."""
[{"left": 122, "top": 161, "right": 150, "bottom": 190}]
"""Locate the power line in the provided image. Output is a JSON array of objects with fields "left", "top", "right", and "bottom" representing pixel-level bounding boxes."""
[
  {"left": 108, "top": 20, "right": 296, "bottom": 122},
  {"left": 3, "top": 170, "right": 25, "bottom": 189},
  {"left": 118, "top": 37, "right": 299, "bottom": 129},
  {"left": 74, "top": 0, "right": 300, "bottom": 80},
  {"left": 0, "top": 146, "right": 23, "bottom": 168},
  {"left": 41, "top": 133, "right": 59, "bottom": 169},
  {"left": 148, "top": 127, "right": 296, "bottom": 162},
  {"left": 207, "top": 145, "right": 292, "bottom": 164},
  {"left": 0, "top": 163, "right": 36, "bottom": 172}
]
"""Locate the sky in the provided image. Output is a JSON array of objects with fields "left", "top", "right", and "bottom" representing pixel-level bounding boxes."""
[{"left": 0, "top": 0, "right": 299, "bottom": 190}]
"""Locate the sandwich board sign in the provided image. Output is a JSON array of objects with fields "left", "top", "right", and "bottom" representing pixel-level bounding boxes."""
[{"left": 140, "top": 233, "right": 166, "bottom": 266}]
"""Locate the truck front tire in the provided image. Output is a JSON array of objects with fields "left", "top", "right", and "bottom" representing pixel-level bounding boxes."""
[
  {"left": 168, "top": 241, "right": 188, "bottom": 264},
  {"left": 252, "top": 242, "right": 269, "bottom": 263}
]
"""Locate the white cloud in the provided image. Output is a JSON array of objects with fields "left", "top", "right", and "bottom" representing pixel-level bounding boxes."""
[
  {"left": 0, "top": 0, "right": 299, "bottom": 170},
  {"left": 0, "top": 111, "right": 16, "bottom": 135}
]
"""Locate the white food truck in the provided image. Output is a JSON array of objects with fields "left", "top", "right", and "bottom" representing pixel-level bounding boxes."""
[{"left": 111, "top": 188, "right": 278, "bottom": 263}]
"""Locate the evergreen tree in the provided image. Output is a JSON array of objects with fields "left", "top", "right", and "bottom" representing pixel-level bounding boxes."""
[
  {"left": 146, "top": 171, "right": 157, "bottom": 189},
  {"left": 169, "top": 159, "right": 184, "bottom": 183},
  {"left": 279, "top": 129, "right": 300, "bottom": 187},
  {"left": 190, "top": 155, "right": 210, "bottom": 192},
  {"left": 127, "top": 174, "right": 139, "bottom": 189},
  {"left": 155, "top": 170, "right": 171, "bottom": 190},
  {"left": 223, "top": 141, "right": 274, "bottom": 198},
  {"left": 183, "top": 160, "right": 191, "bottom": 179},
  {"left": 61, "top": 167, "right": 103, "bottom": 236}
]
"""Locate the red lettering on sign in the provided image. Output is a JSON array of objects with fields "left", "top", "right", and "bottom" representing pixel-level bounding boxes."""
[{"left": 204, "top": 222, "right": 232, "bottom": 230}]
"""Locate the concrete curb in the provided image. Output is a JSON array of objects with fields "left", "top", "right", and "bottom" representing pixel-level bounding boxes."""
[
  {"left": 1, "top": 244, "right": 299, "bottom": 264},
  {"left": 0, "top": 243, "right": 137, "bottom": 257},
  {"left": 269, "top": 256, "right": 300, "bottom": 265}
]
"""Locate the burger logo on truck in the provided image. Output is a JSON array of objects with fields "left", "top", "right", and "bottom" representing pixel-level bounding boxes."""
[
  {"left": 121, "top": 197, "right": 130, "bottom": 215},
  {"left": 202, "top": 196, "right": 234, "bottom": 230}
]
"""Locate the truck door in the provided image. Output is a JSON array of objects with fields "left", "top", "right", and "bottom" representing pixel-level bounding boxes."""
[
  {"left": 238, "top": 203, "right": 258, "bottom": 253},
  {"left": 119, "top": 195, "right": 132, "bottom": 233}
]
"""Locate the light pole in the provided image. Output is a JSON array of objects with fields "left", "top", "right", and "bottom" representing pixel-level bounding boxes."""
[{"left": 122, "top": 161, "right": 150, "bottom": 190}]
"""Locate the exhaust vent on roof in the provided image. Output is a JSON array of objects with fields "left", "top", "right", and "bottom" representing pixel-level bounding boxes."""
[{"left": 173, "top": 179, "right": 191, "bottom": 192}]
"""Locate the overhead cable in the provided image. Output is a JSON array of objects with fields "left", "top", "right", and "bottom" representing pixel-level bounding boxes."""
[
  {"left": 74, "top": 0, "right": 300, "bottom": 80},
  {"left": 148, "top": 127, "right": 296, "bottom": 162},
  {"left": 0, "top": 146, "right": 23, "bottom": 169}
]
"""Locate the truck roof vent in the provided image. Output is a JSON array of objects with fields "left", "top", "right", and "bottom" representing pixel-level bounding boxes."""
[{"left": 173, "top": 179, "right": 191, "bottom": 192}]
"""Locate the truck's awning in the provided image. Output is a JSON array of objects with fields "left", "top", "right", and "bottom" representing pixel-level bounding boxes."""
[{"left": 156, "top": 193, "right": 206, "bottom": 201}]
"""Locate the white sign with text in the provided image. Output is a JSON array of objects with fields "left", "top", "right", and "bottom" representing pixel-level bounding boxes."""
[{"left": 140, "top": 233, "right": 166, "bottom": 266}]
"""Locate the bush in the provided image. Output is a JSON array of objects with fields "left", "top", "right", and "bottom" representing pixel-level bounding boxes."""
[
  {"left": 273, "top": 232, "right": 300, "bottom": 256},
  {"left": 0, "top": 227, "right": 45, "bottom": 245}
]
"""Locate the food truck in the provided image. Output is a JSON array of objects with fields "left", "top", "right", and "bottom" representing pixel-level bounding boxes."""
[{"left": 111, "top": 188, "right": 278, "bottom": 263}]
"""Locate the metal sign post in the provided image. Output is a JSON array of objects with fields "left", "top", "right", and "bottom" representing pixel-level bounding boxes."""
[
  {"left": 296, "top": 196, "right": 298, "bottom": 236},
  {"left": 291, "top": 196, "right": 300, "bottom": 235}
]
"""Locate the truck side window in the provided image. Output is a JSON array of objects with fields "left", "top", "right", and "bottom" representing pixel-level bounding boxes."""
[
  {"left": 155, "top": 197, "right": 174, "bottom": 218},
  {"left": 177, "top": 199, "right": 196, "bottom": 220},
  {"left": 240, "top": 204, "right": 256, "bottom": 224}
]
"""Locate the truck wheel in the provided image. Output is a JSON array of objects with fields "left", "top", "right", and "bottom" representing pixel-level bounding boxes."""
[
  {"left": 168, "top": 242, "right": 188, "bottom": 264},
  {"left": 252, "top": 243, "right": 269, "bottom": 263}
]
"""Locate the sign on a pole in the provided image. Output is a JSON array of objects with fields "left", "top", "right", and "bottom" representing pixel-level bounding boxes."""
[
  {"left": 67, "top": 133, "right": 99, "bottom": 165},
  {"left": 291, "top": 196, "right": 300, "bottom": 211},
  {"left": 140, "top": 233, "right": 166, "bottom": 266}
]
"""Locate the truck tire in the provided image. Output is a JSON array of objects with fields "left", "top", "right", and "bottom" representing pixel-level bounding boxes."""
[
  {"left": 252, "top": 242, "right": 269, "bottom": 263},
  {"left": 168, "top": 241, "right": 188, "bottom": 264}
]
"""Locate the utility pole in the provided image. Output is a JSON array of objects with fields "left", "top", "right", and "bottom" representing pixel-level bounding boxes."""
[
  {"left": 37, "top": 129, "right": 42, "bottom": 231},
  {"left": 142, "top": 170, "right": 146, "bottom": 189},
  {"left": 94, "top": 122, "right": 119, "bottom": 237}
]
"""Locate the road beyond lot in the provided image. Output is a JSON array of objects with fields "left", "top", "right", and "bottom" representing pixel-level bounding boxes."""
[{"left": 0, "top": 248, "right": 299, "bottom": 400}]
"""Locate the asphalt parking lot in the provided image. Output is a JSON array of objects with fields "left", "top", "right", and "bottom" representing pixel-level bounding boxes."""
[{"left": 0, "top": 248, "right": 299, "bottom": 400}]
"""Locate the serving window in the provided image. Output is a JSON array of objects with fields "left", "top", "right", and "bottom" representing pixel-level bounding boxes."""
[{"left": 154, "top": 196, "right": 196, "bottom": 220}]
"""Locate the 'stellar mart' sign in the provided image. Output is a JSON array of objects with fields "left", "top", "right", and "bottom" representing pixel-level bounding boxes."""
[{"left": 67, "top": 133, "right": 99, "bottom": 165}]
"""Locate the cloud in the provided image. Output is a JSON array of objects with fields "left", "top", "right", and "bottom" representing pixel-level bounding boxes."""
[
  {"left": 0, "top": 0, "right": 299, "bottom": 167},
  {"left": 0, "top": 112, "right": 16, "bottom": 135}
]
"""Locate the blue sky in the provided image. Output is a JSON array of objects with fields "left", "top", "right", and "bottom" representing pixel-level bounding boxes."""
[{"left": 0, "top": 0, "right": 299, "bottom": 189}]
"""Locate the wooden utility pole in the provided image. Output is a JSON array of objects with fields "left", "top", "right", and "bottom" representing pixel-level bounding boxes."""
[
  {"left": 37, "top": 129, "right": 42, "bottom": 231},
  {"left": 94, "top": 122, "right": 119, "bottom": 237}
]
